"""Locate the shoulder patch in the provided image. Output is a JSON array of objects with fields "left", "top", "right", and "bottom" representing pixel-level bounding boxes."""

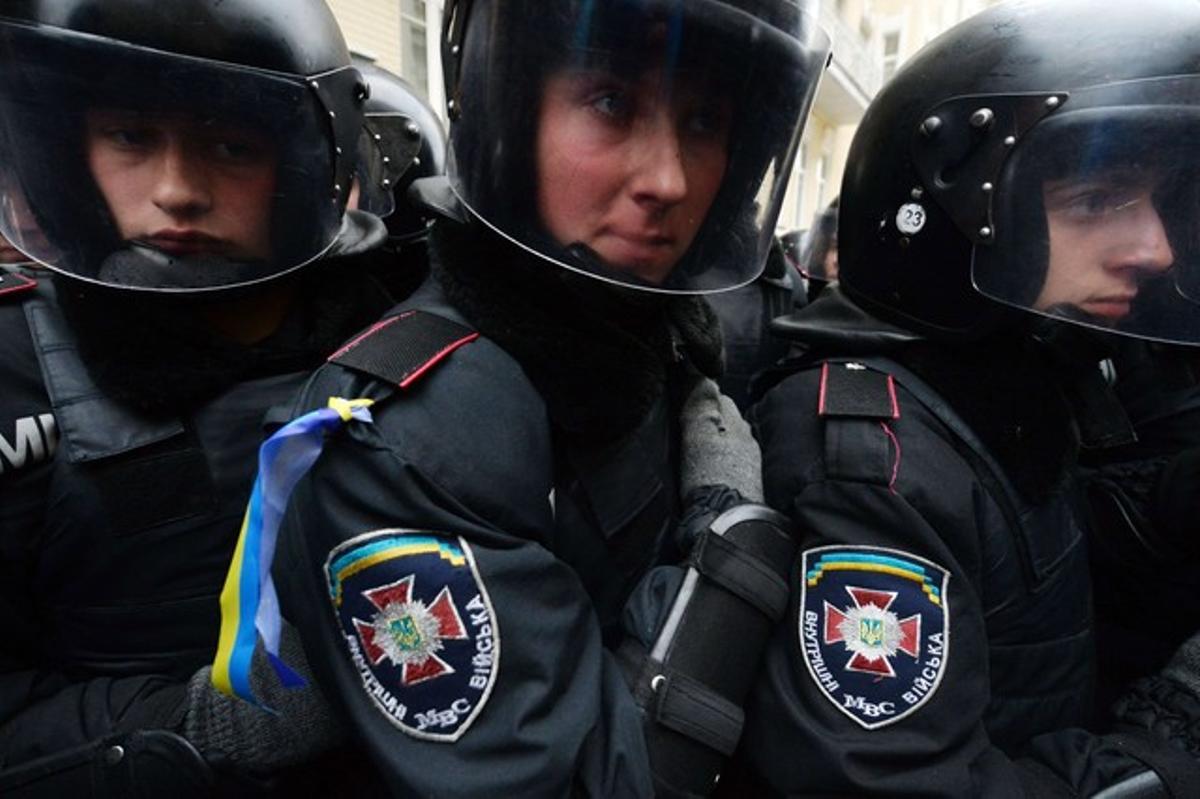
[
  {"left": 325, "top": 529, "right": 499, "bottom": 742},
  {"left": 818, "top": 362, "right": 900, "bottom": 420},
  {"left": 0, "top": 271, "right": 37, "bottom": 300},
  {"left": 798, "top": 545, "right": 949, "bottom": 730},
  {"left": 328, "top": 310, "right": 479, "bottom": 390}
]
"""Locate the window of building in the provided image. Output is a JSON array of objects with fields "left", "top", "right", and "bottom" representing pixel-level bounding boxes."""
[
  {"left": 401, "top": 0, "right": 429, "bottom": 99},
  {"left": 816, "top": 152, "right": 831, "bottom": 210},
  {"left": 881, "top": 30, "right": 901, "bottom": 83}
]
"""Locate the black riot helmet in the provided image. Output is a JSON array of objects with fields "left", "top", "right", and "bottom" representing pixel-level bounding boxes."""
[
  {"left": 799, "top": 195, "right": 838, "bottom": 283},
  {"left": 838, "top": 0, "right": 1200, "bottom": 345},
  {"left": 0, "top": 0, "right": 370, "bottom": 293},
  {"left": 441, "top": 0, "right": 831, "bottom": 295},
  {"left": 353, "top": 60, "right": 447, "bottom": 244}
]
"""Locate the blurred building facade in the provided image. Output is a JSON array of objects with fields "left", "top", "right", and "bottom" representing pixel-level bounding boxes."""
[
  {"left": 326, "top": 0, "right": 446, "bottom": 114},
  {"left": 326, "top": 1, "right": 1002, "bottom": 235},
  {"left": 778, "top": 0, "right": 1002, "bottom": 235}
]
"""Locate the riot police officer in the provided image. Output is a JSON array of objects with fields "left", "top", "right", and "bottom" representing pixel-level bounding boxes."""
[
  {"left": 242, "top": 0, "right": 830, "bottom": 795},
  {"left": 352, "top": 59, "right": 447, "bottom": 301},
  {"left": 0, "top": 1, "right": 410, "bottom": 794},
  {"left": 736, "top": 0, "right": 1200, "bottom": 794},
  {"left": 798, "top": 196, "right": 838, "bottom": 303},
  {"left": 1084, "top": 338, "right": 1200, "bottom": 709},
  {"left": 707, "top": 238, "right": 807, "bottom": 410}
]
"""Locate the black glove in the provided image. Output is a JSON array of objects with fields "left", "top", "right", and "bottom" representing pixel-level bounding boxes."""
[
  {"left": 180, "top": 622, "right": 344, "bottom": 773},
  {"left": 1115, "top": 630, "right": 1200, "bottom": 759}
]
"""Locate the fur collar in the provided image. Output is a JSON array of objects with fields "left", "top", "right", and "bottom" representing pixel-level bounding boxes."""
[
  {"left": 429, "top": 221, "right": 723, "bottom": 443},
  {"left": 54, "top": 257, "right": 394, "bottom": 415}
]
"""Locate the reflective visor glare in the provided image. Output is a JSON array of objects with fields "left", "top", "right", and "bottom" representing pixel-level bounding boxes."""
[
  {"left": 973, "top": 78, "right": 1200, "bottom": 344},
  {"left": 446, "top": 0, "right": 830, "bottom": 294},
  {"left": 0, "top": 21, "right": 341, "bottom": 291}
]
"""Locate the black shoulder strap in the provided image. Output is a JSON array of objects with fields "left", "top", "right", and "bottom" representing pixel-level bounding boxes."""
[
  {"left": 0, "top": 270, "right": 37, "bottom": 301},
  {"left": 328, "top": 309, "right": 479, "bottom": 390},
  {"left": 814, "top": 360, "right": 902, "bottom": 487},
  {"left": 817, "top": 360, "right": 900, "bottom": 420},
  {"left": 23, "top": 281, "right": 186, "bottom": 463}
]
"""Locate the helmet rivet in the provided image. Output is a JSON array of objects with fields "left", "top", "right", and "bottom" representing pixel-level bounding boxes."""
[
  {"left": 374, "top": 133, "right": 383, "bottom": 142},
  {"left": 329, "top": 110, "right": 336, "bottom": 119},
  {"left": 406, "top": 122, "right": 421, "bottom": 140},
  {"left": 920, "top": 116, "right": 942, "bottom": 138},
  {"left": 382, "top": 179, "right": 391, "bottom": 187},
  {"left": 334, "top": 184, "right": 342, "bottom": 193},
  {"left": 969, "top": 108, "right": 995, "bottom": 129},
  {"left": 335, "top": 146, "right": 343, "bottom": 155},
  {"left": 910, "top": 187, "right": 924, "bottom": 200},
  {"left": 1045, "top": 96, "right": 1061, "bottom": 109},
  {"left": 981, "top": 182, "right": 994, "bottom": 193},
  {"left": 1004, "top": 136, "right": 1017, "bottom": 147},
  {"left": 413, "top": 157, "right": 422, "bottom": 166},
  {"left": 104, "top": 746, "right": 125, "bottom": 766},
  {"left": 979, "top": 226, "right": 993, "bottom": 239},
  {"left": 451, "top": 44, "right": 461, "bottom": 56},
  {"left": 382, "top": 156, "right": 391, "bottom": 164},
  {"left": 309, "top": 80, "right": 319, "bottom": 90}
]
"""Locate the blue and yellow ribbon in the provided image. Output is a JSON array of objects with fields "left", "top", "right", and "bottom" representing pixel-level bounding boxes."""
[{"left": 212, "top": 397, "right": 374, "bottom": 707}]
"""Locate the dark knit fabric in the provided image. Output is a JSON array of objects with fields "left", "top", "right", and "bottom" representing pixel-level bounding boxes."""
[{"left": 429, "top": 220, "right": 724, "bottom": 443}]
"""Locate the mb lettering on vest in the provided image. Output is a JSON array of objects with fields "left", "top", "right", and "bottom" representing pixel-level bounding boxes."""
[{"left": 0, "top": 413, "right": 57, "bottom": 474}]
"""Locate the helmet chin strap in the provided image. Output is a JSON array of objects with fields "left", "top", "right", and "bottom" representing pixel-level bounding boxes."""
[
  {"left": 1040, "top": 302, "right": 1116, "bottom": 329},
  {"left": 1026, "top": 311, "right": 1138, "bottom": 450},
  {"left": 96, "top": 242, "right": 272, "bottom": 292}
]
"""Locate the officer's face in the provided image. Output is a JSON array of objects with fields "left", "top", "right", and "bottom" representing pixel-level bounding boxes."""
[
  {"left": 85, "top": 110, "right": 277, "bottom": 261},
  {"left": 0, "top": 233, "right": 26, "bottom": 264},
  {"left": 535, "top": 66, "right": 731, "bottom": 284},
  {"left": 822, "top": 240, "right": 839, "bottom": 282},
  {"left": 1036, "top": 168, "right": 1175, "bottom": 322}
]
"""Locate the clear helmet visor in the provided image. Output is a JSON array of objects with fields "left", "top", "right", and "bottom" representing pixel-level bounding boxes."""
[
  {"left": 973, "top": 76, "right": 1200, "bottom": 344},
  {"left": 353, "top": 113, "right": 426, "bottom": 219},
  {"left": 446, "top": 0, "right": 830, "bottom": 295},
  {"left": 799, "top": 204, "right": 838, "bottom": 283},
  {"left": 0, "top": 20, "right": 350, "bottom": 292}
]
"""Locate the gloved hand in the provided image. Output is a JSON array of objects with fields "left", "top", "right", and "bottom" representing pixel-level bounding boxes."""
[
  {"left": 1115, "top": 629, "right": 1200, "bottom": 758},
  {"left": 678, "top": 376, "right": 763, "bottom": 503},
  {"left": 1162, "top": 630, "right": 1200, "bottom": 700},
  {"left": 180, "top": 622, "right": 344, "bottom": 773}
]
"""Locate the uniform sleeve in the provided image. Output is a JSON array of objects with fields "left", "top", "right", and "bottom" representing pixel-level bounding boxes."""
[
  {"left": 0, "top": 664, "right": 185, "bottom": 767},
  {"left": 733, "top": 370, "right": 1182, "bottom": 798},
  {"left": 273, "top": 350, "right": 653, "bottom": 799}
]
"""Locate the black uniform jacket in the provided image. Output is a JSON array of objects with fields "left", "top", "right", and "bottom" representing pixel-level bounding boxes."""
[
  {"left": 0, "top": 277, "right": 313, "bottom": 763},
  {"left": 732, "top": 289, "right": 1188, "bottom": 797},
  {"left": 707, "top": 242, "right": 805, "bottom": 410},
  {"left": 274, "top": 278, "right": 679, "bottom": 798},
  {"left": 0, "top": 266, "right": 395, "bottom": 790},
  {"left": 1084, "top": 339, "right": 1200, "bottom": 707}
]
